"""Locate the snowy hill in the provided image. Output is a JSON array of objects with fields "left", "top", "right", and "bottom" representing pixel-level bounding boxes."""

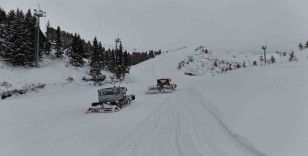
[
  {"left": 0, "top": 47, "right": 308, "bottom": 156},
  {"left": 177, "top": 46, "right": 299, "bottom": 76},
  {"left": 0, "top": 54, "right": 116, "bottom": 99}
]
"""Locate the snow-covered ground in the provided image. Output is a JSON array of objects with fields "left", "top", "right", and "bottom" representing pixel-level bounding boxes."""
[
  {"left": 178, "top": 46, "right": 294, "bottom": 76},
  {"left": 0, "top": 47, "right": 308, "bottom": 156},
  {"left": 192, "top": 60, "right": 308, "bottom": 156},
  {"left": 0, "top": 54, "right": 117, "bottom": 98}
]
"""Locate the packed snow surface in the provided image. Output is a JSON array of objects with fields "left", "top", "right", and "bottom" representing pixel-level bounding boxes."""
[{"left": 1, "top": 48, "right": 308, "bottom": 156}]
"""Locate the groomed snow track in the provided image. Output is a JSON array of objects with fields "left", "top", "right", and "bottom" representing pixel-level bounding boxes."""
[
  {"left": 106, "top": 48, "right": 265, "bottom": 156},
  {"left": 106, "top": 89, "right": 264, "bottom": 156},
  {"left": 0, "top": 47, "right": 265, "bottom": 156}
]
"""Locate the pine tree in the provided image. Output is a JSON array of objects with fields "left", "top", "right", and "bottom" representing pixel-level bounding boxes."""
[
  {"left": 283, "top": 52, "right": 287, "bottom": 57},
  {"left": 6, "top": 9, "right": 31, "bottom": 66},
  {"left": 289, "top": 51, "right": 297, "bottom": 62},
  {"left": 83, "top": 41, "right": 92, "bottom": 59},
  {"left": 148, "top": 50, "right": 155, "bottom": 58},
  {"left": 97, "top": 42, "right": 104, "bottom": 68},
  {"left": 0, "top": 8, "right": 8, "bottom": 58},
  {"left": 270, "top": 56, "right": 276, "bottom": 63},
  {"left": 299, "top": 43, "right": 303, "bottom": 51},
  {"left": 154, "top": 49, "right": 162, "bottom": 56},
  {"left": 242, "top": 62, "right": 246, "bottom": 68},
  {"left": 69, "top": 34, "right": 84, "bottom": 67},
  {"left": 76, "top": 34, "right": 85, "bottom": 66},
  {"left": 228, "top": 64, "right": 232, "bottom": 70},
  {"left": 105, "top": 48, "right": 113, "bottom": 69},
  {"left": 305, "top": 41, "right": 308, "bottom": 48},
  {"left": 213, "top": 61, "right": 218, "bottom": 67},
  {"left": 89, "top": 37, "right": 103, "bottom": 81},
  {"left": 123, "top": 51, "right": 131, "bottom": 73},
  {"left": 113, "top": 41, "right": 128, "bottom": 80},
  {"left": 4, "top": 10, "right": 16, "bottom": 62},
  {"left": 69, "top": 34, "right": 77, "bottom": 64},
  {"left": 110, "top": 49, "right": 117, "bottom": 69},
  {"left": 259, "top": 55, "right": 264, "bottom": 65},
  {"left": 44, "top": 21, "right": 52, "bottom": 55},
  {"left": 55, "top": 26, "right": 63, "bottom": 58},
  {"left": 127, "top": 52, "right": 133, "bottom": 66},
  {"left": 22, "top": 9, "right": 36, "bottom": 66}
]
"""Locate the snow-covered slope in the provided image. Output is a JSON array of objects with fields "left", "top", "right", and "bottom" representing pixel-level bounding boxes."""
[
  {"left": 0, "top": 55, "right": 116, "bottom": 99},
  {"left": 0, "top": 58, "right": 83, "bottom": 89},
  {"left": 192, "top": 60, "right": 308, "bottom": 156},
  {"left": 178, "top": 46, "right": 296, "bottom": 76},
  {"left": 1, "top": 47, "right": 308, "bottom": 156}
]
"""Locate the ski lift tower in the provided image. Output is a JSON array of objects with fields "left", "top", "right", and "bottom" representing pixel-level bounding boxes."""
[
  {"left": 113, "top": 37, "right": 121, "bottom": 61},
  {"left": 115, "top": 37, "right": 121, "bottom": 50},
  {"left": 261, "top": 44, "right": 267, "bottom": 65},
  {"left": 34, "top": 4, "right": 46, "bottom": 67}
]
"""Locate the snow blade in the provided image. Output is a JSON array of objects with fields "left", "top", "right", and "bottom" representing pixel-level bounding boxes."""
[
  {"left": 146, "top": 85, "right": 177, "bottom": 94},
  {"left": 86, "top": 104, "right": 120, "bottom": 114}
]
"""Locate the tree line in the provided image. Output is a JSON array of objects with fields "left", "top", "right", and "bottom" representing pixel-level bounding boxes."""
[{"left": 0, "top": 8, "right": 162, "bottom": 82}]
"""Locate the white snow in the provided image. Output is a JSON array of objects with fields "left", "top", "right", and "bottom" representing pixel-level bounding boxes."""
[
  {"left": 178, "top": 46, "right": 295, "bottom": 76},
  {"left": 191, "top": 60, "right": 308, "bottom": 156},
  {"left": 0, "top": 47, "right": 308, "bottom": 156},
  {"left": 0, "top": 55, "right": 115, "bottom": 94}
]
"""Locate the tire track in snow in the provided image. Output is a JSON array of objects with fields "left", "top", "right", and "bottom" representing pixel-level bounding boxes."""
[
  {"left": 170, "top": 92, "right": 204, "bottom": 156},
  {"left": 175, "top": 91, "right": 217, "bottom": 155},
  {"left": 103, "top": 49, "right": 190, "bottom": 156},
  {"left": 106, "top": 94, "right": 202, "bottom": 156},
  {"left": 103, "top": 98, "right": 165, "bottom": 156},
  {"left": 104, "top": 98, "right": 180, "bottom": 156},
  {"left": 106, "top": 47, "right": 266, "bottom": 156},
  {"left": 177, "top": 87, "right": 266, "bottom": 156},
  {"left": 174, "top": 90, "right": 236, "bottom": 155},
  {"left": 112, "top": 91, "right": 207, "bottom": 156},
  {"left": 173, "top": 90, "right": 227, "bottom": 155}
]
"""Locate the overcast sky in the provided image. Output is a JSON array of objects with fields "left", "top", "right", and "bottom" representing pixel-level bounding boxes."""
[{"left": 1, "top": 0, "right": 308, "bottom": 52}]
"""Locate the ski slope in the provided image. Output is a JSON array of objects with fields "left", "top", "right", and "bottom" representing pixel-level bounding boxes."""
[
  {"left": 192, "top": 61, "right": 308, "bottom": 156},
  {"left": 1, "top": 48, "right": 308, "bottom": 156}
]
